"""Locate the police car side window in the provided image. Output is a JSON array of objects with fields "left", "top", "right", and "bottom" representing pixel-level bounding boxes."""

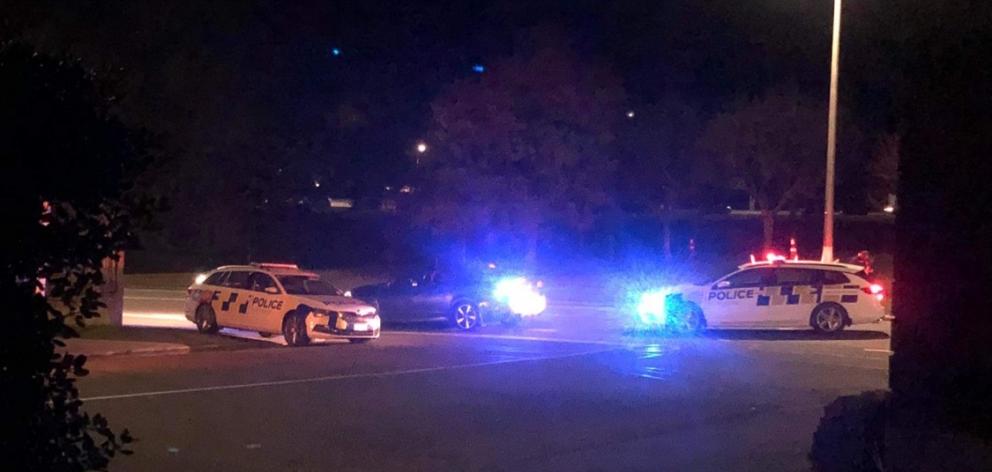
[
  {"left": 224, "top": 271, "right": 250, "bottom": 289},
  {"left": 820, "top": 271, "right": 850, "bottom": 285},
  {"left": 774, "top": 268, "right": 817, "bottom": 285},
  {"left": 248, "top": 272, "right": 279, "bottom": 293},
  {"left": 204, "top": 272, "right": 228, "bottom": 286},
  {"left": 722, "top": 268, "right": 773, "bottom": 287}
]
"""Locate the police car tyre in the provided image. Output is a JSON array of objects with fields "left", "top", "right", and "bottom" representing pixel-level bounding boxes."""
[
  {"left": 811, "top": 303, "right": 847, "bottom": 333},
  {"left": 671, "top": 301, "right": 705, "bottom": 333},
  {"left": 451, "top": 301, "right": 480, "bottom": 331},
  {"left": 282, "top": 311, "right": 311, "bottom": 346},
  {"left": 195, "top": 304, "right": 220, "bottom": 334},
  {"left": 258, "top": 332, "right": 273, "bottom": 338}
]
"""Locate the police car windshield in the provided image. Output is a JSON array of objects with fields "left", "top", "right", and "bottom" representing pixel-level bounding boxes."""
[{"left": 277, "top": 276, "right": 341, "bottom": 296}]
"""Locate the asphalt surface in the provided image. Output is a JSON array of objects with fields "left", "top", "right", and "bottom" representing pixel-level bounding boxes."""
[{"left": 75, "top": 289, "right": 892, "bottom": 471}]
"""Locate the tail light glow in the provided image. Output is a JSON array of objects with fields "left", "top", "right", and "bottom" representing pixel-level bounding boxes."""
[{"left": 863, "top": 284, "right": 885, "bottom": 302}]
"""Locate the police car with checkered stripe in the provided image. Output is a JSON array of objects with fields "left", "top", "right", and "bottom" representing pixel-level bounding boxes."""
[
  {"left": 637, "top": 258, "right": 887, "bottom": 333},
  {"left": 184, "top": 263, "right": 380, "bottom": 346}
]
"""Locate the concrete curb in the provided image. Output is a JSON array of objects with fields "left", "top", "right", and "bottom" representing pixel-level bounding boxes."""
[{"left": 61, "top": 339, "right": 191, "bottom": 358}]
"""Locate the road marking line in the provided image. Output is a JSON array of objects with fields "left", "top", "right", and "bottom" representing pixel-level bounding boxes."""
[
  {"left": 548, "top": 304, "right": 617, "bottom": 312},
  {"left": 124, "top": 296, "right": 188, "bottom": 301},
  {"left": 125, "top": 288, "right": 186, "bottom": 293},
  {"left": 388, "top": 330, "right": 623, "bottom": 346},
  {"left": 863, "top": 348, "right": 894, "bottom": 355},
  {"left": 80, "top": 347, "right": 618, "bottom": 402},
  {"left": 123, "top": 312, "right": 188, "bottom": 319}
]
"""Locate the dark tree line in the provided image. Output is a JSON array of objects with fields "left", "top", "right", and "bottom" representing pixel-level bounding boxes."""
[{"left": 1, "top": 41, "right": 151, "bottom": 470}]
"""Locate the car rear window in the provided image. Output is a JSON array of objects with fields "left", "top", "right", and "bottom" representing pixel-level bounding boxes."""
[
  {"left": 821, "top": 271, "right": 850, "bottom": 285},
  {"left": 774, "top": 268, "right": 818, "bottom": 285}
]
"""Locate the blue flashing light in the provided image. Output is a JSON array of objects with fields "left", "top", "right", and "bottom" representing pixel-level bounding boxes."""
[
  {"left": 472, "top": 64, "right": 485, "bottom": 73},
  {"left": 636, "top": 289, "right": 671, "bottom": 326},
  {"left": 331, "top": 47, "right": 341, "bottom": 57},
  {"left": 493, "top": 276, "right": 546, "bottom": 316}
]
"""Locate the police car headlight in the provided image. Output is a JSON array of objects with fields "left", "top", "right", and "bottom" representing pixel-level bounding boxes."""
[
  {"left": 194, "top": 273, "right": 207, "bottom": 285},
  {"left": 356, "top": 306, "right": 376, "bottom": 316},
  {"left": 637, "top": 289, "right": 672, "bottom": 325}
]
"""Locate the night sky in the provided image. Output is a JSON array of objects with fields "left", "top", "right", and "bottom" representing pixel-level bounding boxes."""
[
  {"left": 1, "top": 0, "right": 904, "bottom": 266},
  {"left": 4, "top": 0, "right": 883, "bottom": 188}
]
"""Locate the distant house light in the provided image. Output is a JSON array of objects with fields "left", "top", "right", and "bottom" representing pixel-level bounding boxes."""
[
  {"left": 331, "top": 47, "right": 341, "bottom": 57},
  {"left": 399, "top": 185, "right": 413, "bottom": 194},
  {"left": 472, "top": 64, "right": 485, "bottom": 73},
  {"left": 328, "top": 198, "right": 354, "bottom": 209}
]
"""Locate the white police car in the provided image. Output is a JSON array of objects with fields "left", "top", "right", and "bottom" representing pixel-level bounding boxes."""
[
  {"left": 185, "top": 263, "right": 380, "bottom": 346},
  {"left": 637, "top": 258, "right": 886, "bottom": 333}
]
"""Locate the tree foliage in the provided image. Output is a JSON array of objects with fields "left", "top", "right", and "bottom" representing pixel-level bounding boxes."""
[
  {"left": 417, "top": 29, "right": 626, "bottom": 262},
  {"left": 0, "top": 40, "right": 150, "bottom": 470},
  {"left": 868, "top": 133, "right": 899, "bottom": 210},
  {"left": 695, "top": 87, "right": 826, "bottom": 250},
  {"left": 616, "top": 94, "right": 705, "bottom": 257}
]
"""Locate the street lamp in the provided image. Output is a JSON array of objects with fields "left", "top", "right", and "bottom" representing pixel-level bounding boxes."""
[
  {"left": 821, "top": 0, "right": 842, "bottom": 262},
  {"left": 416, "top": 142, "right": 427, "bottom": 154}
]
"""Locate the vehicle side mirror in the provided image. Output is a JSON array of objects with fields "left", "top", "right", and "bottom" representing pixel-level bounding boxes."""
[
  {"left": 715, "top": 280, "right": 731, "bottom": 289},
  {"left": 264, "top": 286, "right": 279, "bottom": 295}
]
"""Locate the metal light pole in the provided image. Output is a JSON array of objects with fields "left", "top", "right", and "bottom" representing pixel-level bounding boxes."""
[{"left": 821, "top": 0, "right": 842, "bottom": 262}]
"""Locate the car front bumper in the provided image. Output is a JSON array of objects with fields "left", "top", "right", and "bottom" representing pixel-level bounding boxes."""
[{"left": 310, "top": 314, "right": 381, "bottom": 339}]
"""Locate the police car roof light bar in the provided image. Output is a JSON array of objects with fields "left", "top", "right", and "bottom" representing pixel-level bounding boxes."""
[
  {"left": 252, "top": 262, "right": 300, "bottom": 270},
  {"left": 738, "top": 259, "right": 865, "bottom": 273}
]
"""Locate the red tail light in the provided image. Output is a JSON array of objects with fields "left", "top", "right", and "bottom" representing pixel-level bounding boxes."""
[{"left": 862, "top": 284, "right": 884, "bottom": 301}]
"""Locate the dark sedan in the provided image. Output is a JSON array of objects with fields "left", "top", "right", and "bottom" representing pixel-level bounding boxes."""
[{"left": 350, "top": 269, "right": 546, "bottom": 330}]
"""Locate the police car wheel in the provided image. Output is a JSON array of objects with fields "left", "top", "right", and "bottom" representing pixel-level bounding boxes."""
[
  {"left": 258, "top": 332, "right": 273, "bottom": 338},
  {"left": 282, "top": 312, "right": 311, "bottom": 347},
  {"left": 812, "top": 303, "right": 847, "bottom": 333},
  {"left": 670, "top": 302, "right": 705, "bottom": 334},
  {"left": 452, "top": 302, "right": 480, "bottom": 331},
  {"left": 195, "top": 304, "right": 219, "bottom": 334}
]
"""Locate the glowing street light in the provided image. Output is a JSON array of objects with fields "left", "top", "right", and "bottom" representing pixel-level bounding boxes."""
[
  {"left": 626, "top": 110, "right": 635, "bottom": 119},
  {"left": 416, "top": 142, "right": 428, "bottom": 154}
]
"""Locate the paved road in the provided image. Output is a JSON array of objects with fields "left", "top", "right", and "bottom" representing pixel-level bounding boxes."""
[{"left": 80, "top": 290, "right": 891, "bottom": 471}]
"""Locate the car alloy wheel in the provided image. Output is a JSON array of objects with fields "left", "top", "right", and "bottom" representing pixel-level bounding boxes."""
[
  {"left": 454, "top": 303, "right": 479, "bottom": 330},
  {"left": 282, "top": 312, "right": 310, "bottom": 346},
  {"left": 676, "top": 310, "right": 702, "bottom": 333},
  {"left": 195, "top": 305, "right": 218, "bottom": 334},
  {"left": 814, "top": 305, "right": 845, "bottom": 333}
]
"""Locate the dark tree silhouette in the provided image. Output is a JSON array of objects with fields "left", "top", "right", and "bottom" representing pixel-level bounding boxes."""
[
  {"left": 696, "top": 87, "right": 826, "bottom": 251},
  {"left": 616, "top": 94, "right": 704, "bottom": 259},
  {"left": 418, "top": 29, "right": 626, "bottom": 264},
  {"left": 0, "top": 41, "right": 151, "bottom": 470}
]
